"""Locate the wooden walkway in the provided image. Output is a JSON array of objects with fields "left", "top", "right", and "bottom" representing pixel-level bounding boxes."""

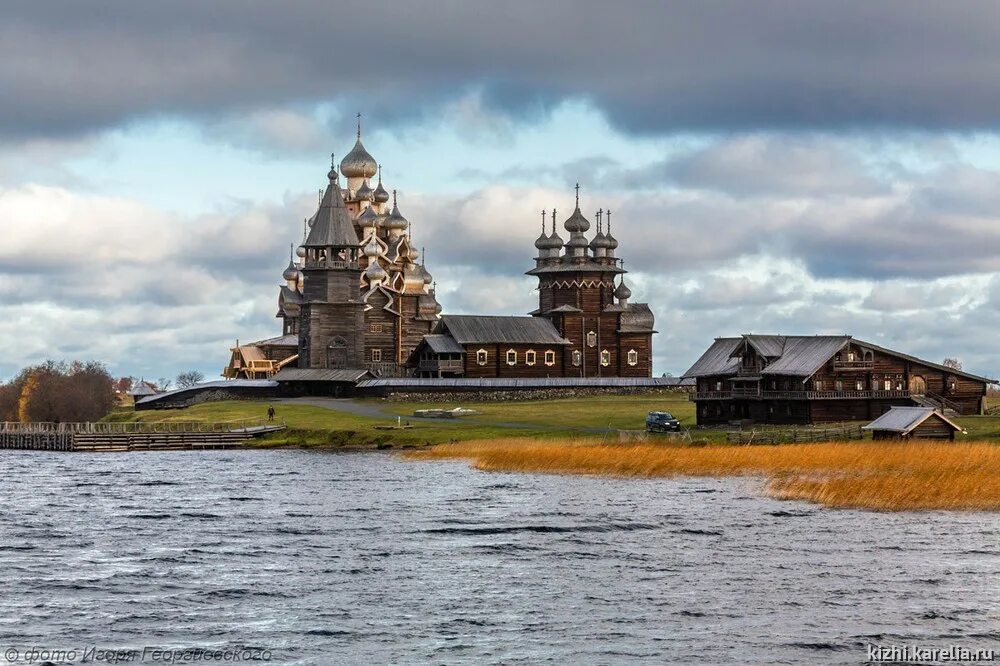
[{"left": 0, "top": 419, "right": 286, "bottom": 452}]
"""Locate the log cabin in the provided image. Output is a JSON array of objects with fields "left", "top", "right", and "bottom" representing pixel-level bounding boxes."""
[
  {"left": 683, "top": 334, "right": 995, "bottom": 425},
  {"left": 863, "top": 407, "right": 965, "bottom": 441}
]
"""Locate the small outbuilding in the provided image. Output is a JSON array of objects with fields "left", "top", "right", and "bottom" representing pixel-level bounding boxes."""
[{"left": 863, "top": 406, "right": 965, "bottom": 441}]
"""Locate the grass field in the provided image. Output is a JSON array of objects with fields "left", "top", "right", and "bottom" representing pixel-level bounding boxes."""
[
  {"left": 381, "top": 393, "right": 696, "bottom": 431},
  {"left": 405, "top": 437, "right": 1000, "bottom": 511},
  {"left": 105, "top": 392, "right": 1000, "bottom": 448},
  {"left": 107, "top": 399, "right": 576, "bottom": 447}
]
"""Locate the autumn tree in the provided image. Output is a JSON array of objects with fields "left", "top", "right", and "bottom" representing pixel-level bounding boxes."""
[{"left": 3, "top": 360, "right": 115, "bottom": 423}]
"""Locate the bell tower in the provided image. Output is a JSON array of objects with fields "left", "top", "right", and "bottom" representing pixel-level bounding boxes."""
[{"left": 298, "top": 156, "right": 367, "bottom": 369}]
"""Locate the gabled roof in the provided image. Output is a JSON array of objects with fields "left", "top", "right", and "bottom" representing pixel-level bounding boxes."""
[
  {"left": 548, "top": 304, "right": 583, "bottom": 313},
  {"left": 684, "top": 333, "right": 996, "bottom": 383},
  {"left": 863, "top": 407, "right": 964, "bottom": 434},
  {"left": 854, "top": 339, "right": 997, "bottom": 384},
  {"left": 439, "top": 315, "right": 572, "bottom": 345},
  {"left": 682, "top": 338, "right": 743, "bottom": 377},
  {"left": 423, "top": 334, "right": 465, "bottom": 354},
  {"left": 743, "top": 335, "right": 787, "bottom": 358},
  {"left": 760, "top": 336, "right": 850, "bottom": 376}
]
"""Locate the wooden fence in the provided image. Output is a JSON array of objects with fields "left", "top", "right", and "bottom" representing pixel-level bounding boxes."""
[
  {"left": 725, "top": 424, "right": 864, "bottom": 445},
  {"left": 0, "top": 418, "right": 284, "bottom": 452}
]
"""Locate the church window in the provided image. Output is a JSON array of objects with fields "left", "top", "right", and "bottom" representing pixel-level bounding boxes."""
[
  {"left": 847, "top": 351, "right": 857, "bottom": 362},
  {"left": 715, "top": 381, "right": 723, "bottom": 391},
  {"left": 884, "top": 379, "right": 892, "bottom": 391},
  {"left": 476, "top": 349, "right": 489, "bottom": 366},
  {"left": 506, "top": 350, "right": 517, "bottom": 366},
  {"left": 371, "top": 349, "right": 382, "bottom": 363},
  {"left": 814, "top": 380, "right": 825, "bottom": 391},
  {"left": 544, "top": 350, "right": 556, "bottom": 366},
  {"left": 600, "top": 350, "right": 610, "bottom": 367},
  {"left": 856, "top": 379, "right": 865, "bottom": 391},
  {"left": 571, "top": 350, "right": 582, "bottom": 367},
  {"left": 627, "top": 349, "right": 638, "bottom": 366},
  {"left": 835, "top": 380, "right": 843, "bottom": 392},
  {"left": 586, "top": 331, "right": 597, "bottom": 347},
  {"left": 526, "top": 350, "right": 537, "bottom": 366},
  {"left": 369, "top": 323, "right": 383, "bottom": 333}
]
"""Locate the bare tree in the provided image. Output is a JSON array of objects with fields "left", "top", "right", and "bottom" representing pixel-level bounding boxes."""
[
  {"left": 175, "top": 370, "right": 205, "bottom": 388},
  {"left": 156, "top": 378, "right": 173, "bottom": 391},
  {"left": 942, "top": 357, "right": 963, "bottom": 371}
]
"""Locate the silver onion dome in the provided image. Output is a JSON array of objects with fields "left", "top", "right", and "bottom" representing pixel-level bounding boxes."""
[
  {"left": 365, "top": 260, "right": 387, "bottom": 283},
  {"left": 373, "top": 166, "right": 390, "bottom": 203},
  {"left": 385, "top": 191, "right": 408, "bottom": 230},
  {"left": 564, "top": 207, "right": 590, "bottom": 233},
  {"left": 282, "top": 260, "right": 299, "bottom": 282},
  {"left": 614, "top": 281, "right": 632, "bottom": 300},
  {"left": 355, "top": 179, "right": 374, "bottom": 201},
  {"left": 295, "top": 245, "right": 306, "bottom": 258},
  {"left": 340, "top": 122, "right": 378, "bottom": 179},
  {"left": 356, "top": 205, "right": 378, "bottom": 228}
]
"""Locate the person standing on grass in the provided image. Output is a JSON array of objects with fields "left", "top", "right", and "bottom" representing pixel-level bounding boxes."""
[{"left": 267, "top": 405, "right": 275, "bottom": 422}]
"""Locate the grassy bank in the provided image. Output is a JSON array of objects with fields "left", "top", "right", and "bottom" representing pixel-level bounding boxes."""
[
  {"left": 404, "top": 438, "right": 1000, "bottom": 511},
  {"left": 103, "top": 393, "right": 1000, "bottom": 449},
  {"left": 105, "top": 400, "right": 571, "bottom": 448}
]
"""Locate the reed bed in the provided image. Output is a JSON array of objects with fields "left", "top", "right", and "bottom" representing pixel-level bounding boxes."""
[{"left": 403, "top": 438, "right": 1000, "bottom": 511}]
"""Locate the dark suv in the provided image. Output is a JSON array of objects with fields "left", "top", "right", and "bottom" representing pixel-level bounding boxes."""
[{"left": 645, "top": 411, "right": 681, "bottom": 432}]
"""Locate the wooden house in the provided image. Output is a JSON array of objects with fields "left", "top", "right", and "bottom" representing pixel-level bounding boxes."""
[
  {"left": 408, "top": 315, "right": 572, "bottom": 378},
  {"left": 863, "top": 407, "right": 965, "bottom": 441},
  {"left": 684, "top": 334, "right": 995, "bottom": 425}
]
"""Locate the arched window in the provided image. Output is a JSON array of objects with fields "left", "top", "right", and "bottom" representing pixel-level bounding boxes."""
[
  {"left": 586, "top": 331, "right": 597, "bottom": 347},
  {"left": 476, "top": 349, "right": 489, "bottom": 365},
  {"left": 571, "top": 350, "right": 582, "bottom": 367},
  {"left": 544, "top": 350, "right": 556, "bottom": 366},
  {"left": 627, "top": 349, "right": 638, "bottom": 366},
  {"left": 600, "top": 350, "right": 611, "bottom": 366},
  {"left": 506, "top": 349, "right": 517, "bottom": 366},
  {"left": 525, "top": 350, "right": 537, "bottom": 366}
]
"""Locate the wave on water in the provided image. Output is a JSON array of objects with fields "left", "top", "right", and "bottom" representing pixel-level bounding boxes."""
[{"left": 422, "top": 522, "right": 660, "bottom": 536}]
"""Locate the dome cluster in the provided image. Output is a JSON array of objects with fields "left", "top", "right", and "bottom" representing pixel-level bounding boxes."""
[{"left": 534, "top": 185, "right": 619, "bottom": 263}]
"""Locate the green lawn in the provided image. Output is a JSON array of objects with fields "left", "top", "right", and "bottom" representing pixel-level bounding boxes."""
[
  {"left": 103, "top": 394, "right": 1000, "bottom": 448},
  {"left": 376, "top": 393, "right": 695, "bottom": 431},
  {"left": 107, "top": 399, "right": 575, "bottom": 447}
]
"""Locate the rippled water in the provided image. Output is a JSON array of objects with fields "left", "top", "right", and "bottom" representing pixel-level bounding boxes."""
[{"left": 1, "top": 450, "right": 998, "bottom": 665}]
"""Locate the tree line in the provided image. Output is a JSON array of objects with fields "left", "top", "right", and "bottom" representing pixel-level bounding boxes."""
[{"left": 0, "top": 361, "right": 115, "bottom": 423}]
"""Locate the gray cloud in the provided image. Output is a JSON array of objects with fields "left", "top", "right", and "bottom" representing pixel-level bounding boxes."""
[{"left": 3, "top": 2, "right": 1000, "bottom": 141}]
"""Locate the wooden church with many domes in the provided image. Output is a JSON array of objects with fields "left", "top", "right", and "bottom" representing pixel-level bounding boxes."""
[{"left": 223, "top": 118, "right": 654, "bottom": 384}]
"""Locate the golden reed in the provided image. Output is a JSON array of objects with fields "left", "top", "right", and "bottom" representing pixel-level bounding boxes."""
[{"left": 403, "top": 438, "right": 1000, "bottom": 511}]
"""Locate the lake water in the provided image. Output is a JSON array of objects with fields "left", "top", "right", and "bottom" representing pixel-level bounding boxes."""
[{"left": 0, "top": 450, "right": 997, "bottom": 665}]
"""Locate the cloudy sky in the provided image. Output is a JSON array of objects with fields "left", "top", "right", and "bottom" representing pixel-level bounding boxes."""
[{"left": 2, "top": 1, "right": 1000, "bottom": 381}]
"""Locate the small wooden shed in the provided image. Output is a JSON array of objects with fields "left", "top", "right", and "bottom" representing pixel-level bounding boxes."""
[{"left": 863, "top": 406, "right": 965, "bottom": 441}]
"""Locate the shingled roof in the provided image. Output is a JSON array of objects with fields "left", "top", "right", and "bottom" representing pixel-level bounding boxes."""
[
  {"left": 684, "top": 334, "right": 996, "bottom": 383},
  {"left": 439, "top": 315, "right": 572, "bottom": 345},
  {"left": 863, "top": 407, "right": 964, "bottom": 434},
  {"left": 302, "top": 173, "right": 357, "bottom": 248}
]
